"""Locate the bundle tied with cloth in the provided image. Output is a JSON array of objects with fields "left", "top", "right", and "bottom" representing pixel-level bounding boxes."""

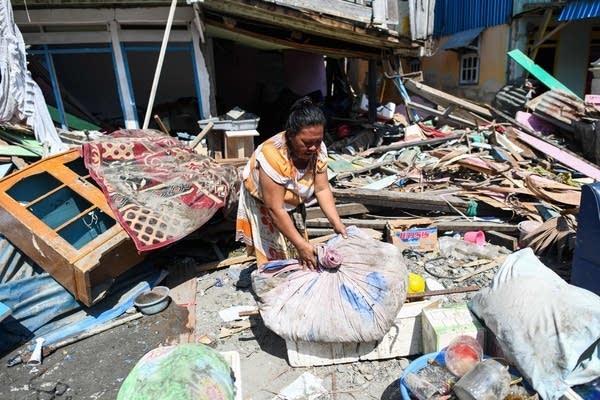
[{"left": 252, "top": 226, "right": 408, "bottom": 343}]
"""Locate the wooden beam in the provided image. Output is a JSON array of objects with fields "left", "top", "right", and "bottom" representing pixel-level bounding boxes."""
[
  {"left": 530, "top": 21, "right": 570, "bottom": 61},
  {"left": 404, "top": 79, "right": 493, "bottom": 118},
  {"left": 333, "top": 188, "right": 470, "bottom": 213},
  {"left": 530, "top": 7, "right": 553, "bottom": 62},
  {"left": 358, "top": 132, "right": 464, "bottom": 157},
  {"left": 263, "top": 0, "right": 373, "bottom": 24},
  {"left": 189, "top": 121, "right": 214, "bottom": 151},
  {"left": 307, "top": 217, "right": 389, "bottom": 230},
  {"left": 200, "top": 0, "right": 410, "bottom": 50},
  {"left": 205, "top": 19, "right": 380, "bottom": 58},
  {"left": 407, "top": 285, "right": 480, "bottom": 300},
  {"left": 305, "top": 202, "right": 369, "bottom": 220},
  {"left": 406, "top": 101, "right": 477, "bottom": 127},
  {"left": 434, "top": 221, "right": 519, "bottom": 233},
  {"left": 485, "top": 230, "right": 519, "bottom": 251}
]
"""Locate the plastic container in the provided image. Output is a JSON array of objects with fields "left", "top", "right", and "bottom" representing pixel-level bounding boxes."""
[
  {"left": 444, "top": 335, "right": 483, "bottom": 377},
  {"left": 402, "top": 372, "right": 438, "bottom": 400},
  {"left": 399, "top": 352, "right": 446, "bottom": 400},
  {"left": 453, "top": 359, "right": 511, "bottom": 400},
  {"left": 134, "top": 286, "right": 170, "bottom": 315},
  {"left": 463, "top": 231, "right": 485, "bottom": 246}
]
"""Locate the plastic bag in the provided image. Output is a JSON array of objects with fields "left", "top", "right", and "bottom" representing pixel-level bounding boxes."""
[
  {"left": 438, "top": 236, "right": 503, "bottom": 260},
  {"left": 252, "top": 226, "right": 408, "bottom": 343},
  {"left": 469, "top": 248, "right": 600, "bottom": 400},
  {"left": 116, "top": 344, "right": 236, "bottom": 400}
]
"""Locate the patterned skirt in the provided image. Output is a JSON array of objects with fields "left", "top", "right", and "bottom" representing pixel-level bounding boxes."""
[{"left": 235, "top": 186, "right": 307, "bottom": 269}]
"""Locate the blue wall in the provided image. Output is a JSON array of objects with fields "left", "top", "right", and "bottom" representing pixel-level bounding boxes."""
[{"left": 434, "top": 0, "right": 514, "bottom": 37}]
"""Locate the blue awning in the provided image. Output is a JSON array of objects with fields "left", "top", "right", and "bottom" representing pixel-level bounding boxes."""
[
  {"left": 558, "top": 0, "right": 600, "bottom": 22},
  {"left": 440, "top": 27, "right": 485, "bottom": 51}
]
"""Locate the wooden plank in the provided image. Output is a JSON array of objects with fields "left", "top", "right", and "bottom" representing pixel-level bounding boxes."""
[
  {"left": 358, "top": 132, "right": 464, "bottom": 157},
  {"left": 485, "top": 230, "right": 519, "bottom": 251},
  {"left": 189, "top": 121, "right": 214, "bottom": 151},
  {"left": 166, "top": 260, "right": 201, "bottom": 344},
  {"left": 508, "top": 49, "right": 579, "bottom": 98},
  {"left": 435, "top": 221, "right": 519, "bottom": 233},
  {"left": 405, "top": 101, "right": 477, "bottom": 127},
  {"left": 386, "top": 219, "right": 519, "bottom": 233},
  {"left": 196, "top": 254, "right": 256, "bottom": 272},
  {"left": 404, "top": 79, "right": 493, "bottom": 118},
  {"left": 286, "top": 299, "right": 436, "bottom": 367},
  {"left": 514, "top": 128, "right": 600, "bottom": 180},
  {"left": 333, "top": 188, "right": 470, "bottom": 213},
  {"left": 307, "top": 217, "right": 389, "bottom": 230},
  {"left": 200, "top": 0, "right": 409, "bottom": 50},
  {"left": 264, "top": 0, "right": 372, "bottom": 23},
  {"left": 206, "top": 19, "right": 381, "bottom": 59},
  {"left": 406, "top": 284, "right": 480, "bottom": 298},
  {"left": 305, "top": 202, "right": 369, "bottom": 220}
]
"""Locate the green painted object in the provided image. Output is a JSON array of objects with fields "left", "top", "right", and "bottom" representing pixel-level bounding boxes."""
[
  {"left": 47, "top": 105, "right": 101, "bottom": 131},
  {"left": 507, "top": 49, "right": 579, "bottom": 98},
  {"left": 0, "top": 129, "right": 44, "bottom": 157},
  {"left": 117, "top": 344, "right": 235, "bottom": 400}
]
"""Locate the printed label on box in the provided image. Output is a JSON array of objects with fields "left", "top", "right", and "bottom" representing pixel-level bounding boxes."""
[{"left": 389, "top": 226, "right": 438, "bottom": 252}]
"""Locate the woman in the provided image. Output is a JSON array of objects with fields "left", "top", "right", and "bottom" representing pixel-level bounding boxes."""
[{"left": 236, "top": 97, "right": 347, "bottom": 270}]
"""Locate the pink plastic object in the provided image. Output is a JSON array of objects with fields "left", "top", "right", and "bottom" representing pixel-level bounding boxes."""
[
  {"left": 444, "top": 335, "right": 483, "bottom": 377},
  {"left": 463, "top": 231, "right": 485, "bottom": 246}
]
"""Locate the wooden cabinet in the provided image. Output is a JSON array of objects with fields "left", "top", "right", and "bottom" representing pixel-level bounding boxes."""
[{"left": 0, "top": 149, "right": 145, "bottom": 306}]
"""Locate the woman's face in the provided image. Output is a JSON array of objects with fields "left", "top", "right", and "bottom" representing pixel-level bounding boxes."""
[{"left": 289, "top": 125, "right": 324, "bottom": 161}]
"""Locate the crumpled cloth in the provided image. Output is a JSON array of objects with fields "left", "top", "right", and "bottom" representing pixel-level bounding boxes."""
[{"left": 316, "top": 245, "right": 343, "bottom": 269}]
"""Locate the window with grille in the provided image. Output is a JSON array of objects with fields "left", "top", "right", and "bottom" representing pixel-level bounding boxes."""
[
  {"left": 459, "top": 53, "right": 479, "bottom": 84},
  {"left": 409, "top": 58, "right": 421, "bottom": 73}
]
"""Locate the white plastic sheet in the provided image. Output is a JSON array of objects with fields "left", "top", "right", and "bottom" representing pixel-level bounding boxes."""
[
  {"left": 469, "top": 248, "right": 600, "bottom": 400},
  {"left": 0, "top": 0, "right": 66, "bottom": 155}
]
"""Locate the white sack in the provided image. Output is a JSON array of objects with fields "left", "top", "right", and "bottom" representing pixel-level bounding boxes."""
[
  {"left": 469, "top": 248, "right": 600, "bottom": 400},
  {"left": 252, "top": 226, "right": 408, "bottom": 343}
]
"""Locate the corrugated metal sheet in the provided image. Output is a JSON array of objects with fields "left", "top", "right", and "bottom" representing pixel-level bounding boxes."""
[
  {"left": 433, "top": 0, "right": 513, "bottom": 37},
  {"left": 513, "top": 0, "right": 557, "bottom": 16},
  {"left": 558, "top": 0, "right": 600, "bottom": 22},
  {"left": 529, "top": 89, "right": 586, "bottom": 129},
  {"left": 0, "top": 234, "right": 42, "bottom": 284},
  {"left": 440, "top": 27, "right": 485, "bottom": 50}
]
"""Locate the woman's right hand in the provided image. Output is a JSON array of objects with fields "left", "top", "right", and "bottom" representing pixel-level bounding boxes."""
[{"left": 297, "top": 242, "right": 317, "bottom": 270}]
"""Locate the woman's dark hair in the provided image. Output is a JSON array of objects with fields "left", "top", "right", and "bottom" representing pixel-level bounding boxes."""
[{"left": 285, "top": 96, "right": 326, "bottom": 137}]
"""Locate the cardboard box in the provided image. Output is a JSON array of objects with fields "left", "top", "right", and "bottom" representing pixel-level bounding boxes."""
[
  {"left": 388, "top": 225, "right": 438, "bottom": 252},
  {"left": 421, "top": 303, "right": 485, "bottom": 354},
  {"left": 286, "top": 299, "right": 436, "bottom": 367}
]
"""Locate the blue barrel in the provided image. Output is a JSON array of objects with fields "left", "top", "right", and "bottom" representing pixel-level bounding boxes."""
[{"left": 572, "top": 183, "right": 600, "bottom": 295}]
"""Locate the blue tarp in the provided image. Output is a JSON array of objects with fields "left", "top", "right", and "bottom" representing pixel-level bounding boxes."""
[
  {"left": 440, "top": 27, "right": 485, "bottom": 51},
  {"left": 0, "top": 243, "right": 160, "bottom": 356}
]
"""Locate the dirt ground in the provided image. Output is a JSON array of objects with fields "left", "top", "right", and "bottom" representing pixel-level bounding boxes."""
[
  {"left": 0, "top": 233, "right": 571, "bottom": 400},
  {"left": 0, "top": 252, "right": 411, "bottom": 400}
]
